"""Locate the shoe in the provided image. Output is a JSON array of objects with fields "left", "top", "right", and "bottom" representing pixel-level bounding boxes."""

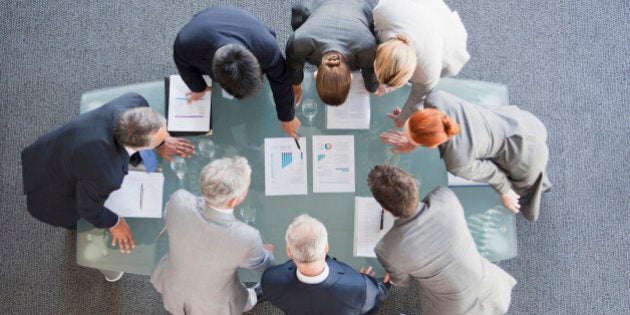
[
  {"left": 250, "top": 282, "right": 265, "bottom": 302},
  {"left": 105, "top": 271, "right": 124, "bottom": 282}
]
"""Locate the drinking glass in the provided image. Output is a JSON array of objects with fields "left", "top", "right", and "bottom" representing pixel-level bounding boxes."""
[
  {"left": 301, "top": 99, "right": 318, "bottom": 123},
  {"left": 239, "top": 206, "right": 257, "bottom": 225},
  {"left": 198, "top": 138, "right": 216, "bottom": 159},
  {"left": 170, "top": 156, "right": 188, "bottom": 187}
]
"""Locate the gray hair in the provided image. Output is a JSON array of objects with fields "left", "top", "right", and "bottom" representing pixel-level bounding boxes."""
[
  {"left": 200, "top": 156, "right": 252, "bottom": 208},
  {"left": 114, "top": 107, "right": 166, "bottom": 148},
  {"left": 285, "top": 214, "right": 328, "bottom": 264}
]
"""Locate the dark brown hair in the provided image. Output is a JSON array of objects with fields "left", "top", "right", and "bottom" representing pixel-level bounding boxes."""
[
  {"left": 316, "top": 51, "right": 351, "bottom": 106},
  {"left": 367, "top": 164, "right": 419, "bottom": 218}
]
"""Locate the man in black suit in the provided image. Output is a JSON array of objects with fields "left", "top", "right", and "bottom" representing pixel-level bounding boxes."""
[
  {"left": 21, "top": 93, "right": 194, "bottom": 257},
  {"left": 174, "top": 5, "right": 301, "bottom": 141},
  {"left": 261, "top": 214, "right": 390, "bottom": 314}
]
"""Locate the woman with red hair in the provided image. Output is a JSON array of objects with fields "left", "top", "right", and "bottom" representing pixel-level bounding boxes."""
[{"left": 381, "top": 90, "right": 551, "bottom": 221}]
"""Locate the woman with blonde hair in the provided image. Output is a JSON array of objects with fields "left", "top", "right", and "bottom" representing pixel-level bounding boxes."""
[
  {"left": 287, "top": 0, "right": 379, "bottom": 106},
  {"left": 373, "top": 0, "right": 470, "bottom": 126},
  {"left": 381, "top": 90, "right": 552, "bottom": 222}
]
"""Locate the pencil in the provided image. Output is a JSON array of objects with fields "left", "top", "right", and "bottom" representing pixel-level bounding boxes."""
[{"left": 380, "top": 209, "right": 384, "bottom": 231}]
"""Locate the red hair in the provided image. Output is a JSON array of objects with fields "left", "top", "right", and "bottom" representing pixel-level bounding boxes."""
[{"left": 407, "top": 108, "right": 460, "bottom": 147}]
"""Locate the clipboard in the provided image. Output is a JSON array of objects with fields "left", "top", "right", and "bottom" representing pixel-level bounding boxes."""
[{"left": 165, "top": 75, "right": 213, "bottom": 136}]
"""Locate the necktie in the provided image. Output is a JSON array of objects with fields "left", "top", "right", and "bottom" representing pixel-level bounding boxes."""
[{"left": 138, "top": 149, "right": 158, "bottom": 173}]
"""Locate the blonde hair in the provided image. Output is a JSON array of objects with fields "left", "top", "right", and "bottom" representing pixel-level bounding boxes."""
[
  {"left": 374, "top": 34, "right": 417, "bottom": 88},
  {"left": 316, "top": 51, "right": 351, "bottom": 106}
]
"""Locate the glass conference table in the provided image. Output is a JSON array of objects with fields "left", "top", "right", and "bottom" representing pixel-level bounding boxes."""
[{"left": 76, "top": 75, "right": 517, "bottom": 281}]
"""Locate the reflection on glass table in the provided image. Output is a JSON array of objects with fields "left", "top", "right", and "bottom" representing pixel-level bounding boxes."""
[{"left": 76, "top": 75, "right": 517, "bottom": 280}]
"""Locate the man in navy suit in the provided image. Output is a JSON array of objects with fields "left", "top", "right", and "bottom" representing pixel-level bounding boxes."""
[
  {"left": 21, "top": 93, "right": 194, "bottom": 260},
  {"left": 261, "top": 214, "right": 390, "bottom": 314},
  {"left": 174, "top": 5, "right": 301, "bottom": 140}
]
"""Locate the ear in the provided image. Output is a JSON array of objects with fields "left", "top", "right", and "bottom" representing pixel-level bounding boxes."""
[
  {"left": 286, "top": 246, "right": 293, "bottom": 258},
  {"left": 225, "top": 197, "right": 239, "bottom": 209},
  {"left": 325, "top": 243, "right": 329, "bottom": 254}
]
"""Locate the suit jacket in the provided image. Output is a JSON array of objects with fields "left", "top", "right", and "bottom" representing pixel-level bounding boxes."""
[
  {"left": 373, "top": 0, "right": 470, "bottom": 122},
  {"left": 21, "top": 93, "right": 148, "bottom": 228},
  {"left": 151, "top": 190, "right": 275, "bottom": 315},
  {"left": 286, "top": 0, "right": 378, "bottom": 92},
  {"left": 375, "top": 186, "right": 517, "bottom": 315},
  {"left": 426, "top": 90, "right": 551, "bottom": 221},
  {"left": 261, "top": 257, "right": 389, "bottom": 314},
  {"left": 173, "top": 5, "right": 294, "bottom": 121}
]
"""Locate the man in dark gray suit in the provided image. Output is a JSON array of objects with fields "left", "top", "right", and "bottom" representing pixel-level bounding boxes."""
[
  {"left": 21, "top": 93, "right": 194, "bottom": 268},
  {"left": 367, "top": 164, "right": 516, "bottom": 315}
]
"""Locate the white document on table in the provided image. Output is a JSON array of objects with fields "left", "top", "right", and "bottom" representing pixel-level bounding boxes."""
[
  {"left": 326, "top": 73, "right": 371, "bottom": 129},
  {"left": 264, "top": 137, "right": 308, "bottom": 196},
  {"left": 104, "top": 171, "right": 164, "bottom": 218},
  {"left": 167, "top": 74, "right": 212, "bottom": 133},
  {"left": 312, "top": 135, "right": 355, "bottom": 193},
  {"left": 447, "top": 172, "right": 489, "bottom": 187},
  {"left": 353, "top": 197, "right": 395, "bottom": 257}
]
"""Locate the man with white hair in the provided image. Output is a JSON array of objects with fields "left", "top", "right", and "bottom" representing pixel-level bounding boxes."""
[
  {"left": 261, "top": 214, "right": 390, "bottom": 314},
  {"left": 151, "top": 156, "right": 275, "bottom": 314}
]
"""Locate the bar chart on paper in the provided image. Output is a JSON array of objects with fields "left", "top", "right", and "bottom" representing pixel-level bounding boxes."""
[{"left": 264, "top": 137, "right": 308, "bottom": 196}]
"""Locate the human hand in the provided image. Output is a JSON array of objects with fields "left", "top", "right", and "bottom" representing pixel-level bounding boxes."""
[
  {"left": 280, "top": 117, "right": 301, "bottom": 141},
  {"left": 263, "top": 243, "right": 275, "bottom": 253},
  {"left": 380, "top": 130, "right": 416, "bottom": 154},
  {"left": 501, "top": 189, "right": 521, "bottom": 214},
  {"left": 292, "top": 84, "right": 303, "bottom": 107},
  {"left": 383, "top": 273, "right": 395, "bottom": 285},
  {"left": 386, "top": 107, "right": 404, "bottom": 128},
  {"left": 374, "top": 84, "right": 392, "bottom": 96},
  {"left": 359, "top": 266, "right": 376, "bottom": 277},
  {"left": 110, "top": 217, "right": 135, "bottom": 253},
  {"left": 157, "top": 136, "right": 195, "bottom": 162},
  {"left": 186, "top": 86, "right": 212, "bottom": 103}
]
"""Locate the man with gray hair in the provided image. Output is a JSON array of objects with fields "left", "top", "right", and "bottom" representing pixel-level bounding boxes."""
[
  {"left": 151, "top": 156, "right": 275, "bottom": 314},
  {"left": 261, "top": 214, "right": 390, "bottom": 314},
  {"left": 21, "top": 93, "right": 193, "bottom": 280}
]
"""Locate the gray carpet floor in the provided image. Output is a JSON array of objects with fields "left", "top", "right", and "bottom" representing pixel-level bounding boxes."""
[{"left": 1, "top": 0, "right": 628, "bottom": 314}]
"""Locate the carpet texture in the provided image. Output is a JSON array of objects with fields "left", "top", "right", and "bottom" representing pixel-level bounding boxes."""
[{"left": 1, "top": 0, "right": 628, "bottom": 314}]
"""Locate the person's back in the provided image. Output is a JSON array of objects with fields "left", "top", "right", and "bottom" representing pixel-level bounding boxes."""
[
  {"left": 375, "top": 186, "right": 516, "bottom": 314},
  {"left": 261, "top": 214, "right": 389, "bottom": 314},
  {"left": 151, "top": 157, "right": 274, "bottom": 314}
]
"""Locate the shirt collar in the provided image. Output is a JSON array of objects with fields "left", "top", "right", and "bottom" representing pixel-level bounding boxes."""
[
  {"left": 296, "top": 262, "right": 329, "bottom": 284},
  {"left": 208, "top": 205, "right": 234, "bottom": 214},
  {"left": 124, "top": 146, "right": 136, "bottom": 156}
]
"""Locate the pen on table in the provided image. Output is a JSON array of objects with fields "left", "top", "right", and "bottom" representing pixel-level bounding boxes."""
[
  {"left": 156, "top": 226, "right": 167, "bottom": 239},
  {"left": 140, "top": 183, "right": 144, "bottom": 211},
  {"left": 380, "top": 209, "right": 384, "bottom": 231}
]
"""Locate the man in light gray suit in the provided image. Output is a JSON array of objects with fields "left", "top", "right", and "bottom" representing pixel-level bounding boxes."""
[
  {"left": 367, "top": 164, "right": 516, "bottom": 315},
  {"left": 151, "top": 156, "right": 275, "bottom": 314}
]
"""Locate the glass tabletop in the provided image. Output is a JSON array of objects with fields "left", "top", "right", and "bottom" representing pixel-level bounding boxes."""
[{"left": 77, "top": 75, "right": 516, "bottom": 280}]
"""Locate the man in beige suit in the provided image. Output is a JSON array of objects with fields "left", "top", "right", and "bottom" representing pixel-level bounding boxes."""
[{"left": 151, "top": 156, "right": 275, "bottom": 314}]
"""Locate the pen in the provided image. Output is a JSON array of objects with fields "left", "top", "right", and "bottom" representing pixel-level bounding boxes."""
[
  {"left": 140, "top": 184, "right": 144, "bottom": 211},
  {"left": 294, "top": 137, "right": 302, "bottom": 151},
  {"left": 380, "top": 209, "right": 384, "bottom": 231},
  {"left": 156, "top": 226, "right": 167, "bottom": 239}
]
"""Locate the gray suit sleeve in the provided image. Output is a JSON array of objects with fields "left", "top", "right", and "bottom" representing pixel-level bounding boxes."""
[
  {"left": 285, "top": 35, "right": 310, "bottom": 86},
  {"left": 241, "top": 231, "right": 275, "bottom": 272},
  {"left": 375, "top": 250, "right": 412, "bottom": 288},
  {"left": 397, "top": 82, "right": 431, "bottom": 123},
  {"left": 449, "top": 161, "right": 513, "bottom": 194}
]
